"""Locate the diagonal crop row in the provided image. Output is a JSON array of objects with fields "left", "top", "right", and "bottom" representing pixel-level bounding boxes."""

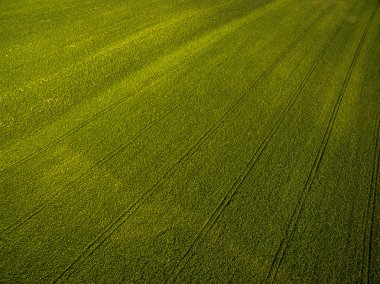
[
  {"left": 0, "top": 0, "right": 287, "bottom": 173},
  {"left": 361, "top": 119, "right": 380, "bottom": 284},
  {"left": 0, "top": 8, "right": 289, "bottom": 238},
  {"left": 52, "top": 10, "right": 328, "bottom": 283},
  {"left": 0, "top": 10, "right": 217, "bottom": 170},
  {"left": 2, "top": 7, "right": 205, "bottom": 97},
  {"left": 0, "top": 0, "right": 303, "bottom": 237},
  {"left": 266, "top": 2, "right": 378, "bottom": 283},
  {"left": 0, "top": 42, "right": 196, "bottom": 173},
  {"left": 0, "top": 55, "right": 230, "bottom": 238},
  {"left": 166, "top": 4, "right": 355, "bottom": 282},
  {"left": 0, "top": 93, "right": 189, "bottom": 237}
]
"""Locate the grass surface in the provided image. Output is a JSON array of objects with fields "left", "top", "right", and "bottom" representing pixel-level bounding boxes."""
[{"left": 0, "top": 0, "right": 379, "bottom": 282}]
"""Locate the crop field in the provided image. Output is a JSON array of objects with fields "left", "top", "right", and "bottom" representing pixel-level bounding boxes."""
[{"left": 0, "top": 0, "right": 380, "bottom": 282}]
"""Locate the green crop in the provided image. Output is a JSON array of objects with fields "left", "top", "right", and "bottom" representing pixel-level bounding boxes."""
[{"left": 0, "top": 0, "right": 379, "bottom": 282}]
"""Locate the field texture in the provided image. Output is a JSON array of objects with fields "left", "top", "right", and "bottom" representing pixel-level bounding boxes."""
[{"left": 1, "top": 0, "right": 380, "bottom": 282}]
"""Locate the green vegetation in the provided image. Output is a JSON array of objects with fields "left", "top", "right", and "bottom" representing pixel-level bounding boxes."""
[{"left": 0, "top": 0, "right": 379, "bottom": 282}]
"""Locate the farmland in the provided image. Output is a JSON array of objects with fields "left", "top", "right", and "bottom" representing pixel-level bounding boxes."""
[{"left": 0, "top": 0, "right": 379, "bottom": 282}]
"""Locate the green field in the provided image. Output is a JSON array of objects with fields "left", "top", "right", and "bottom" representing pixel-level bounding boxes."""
[{"left": 1, "top": 0, "right": 379, "bottom": 282}]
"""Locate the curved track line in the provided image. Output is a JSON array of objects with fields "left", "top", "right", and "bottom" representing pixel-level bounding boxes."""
[
  {"left": 0, "top": 2, "right": 295, "bottom": 241},
  {"left": 0, "top": 15, "right": 221, "bottom": 173},
  {"left": 0, "top": 55, "right": 183, "bottom": 173},
  {"left": 167, "top": 8, "right": 345, "bottom": 283},
  {"left": 266, "top": 2, "right": 377, "bottom": 283},
  {"left": 0, "top": 12, "right": 284, "bottom": 238},
  {"left": 0, "top": 92, "right": 194, "bottom": 238},
  {"left": 361, "top": 120, "right": 380, "bottom": 283},
  {"left": 53, "top": 11, "right": 326, "bottom": 283},
  {"left": 0, "top": 0, "right": 281, "bottom": 173}
]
